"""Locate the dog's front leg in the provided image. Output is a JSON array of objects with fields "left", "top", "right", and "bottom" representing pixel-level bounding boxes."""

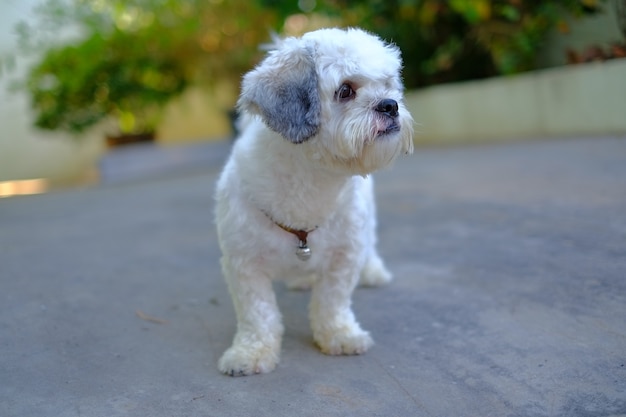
[
  {"left": 218, "top": 257, "right": 283, "bottom": 376},
  {"left": 309, "top": 254, "right": 374, "bottom": 355}
]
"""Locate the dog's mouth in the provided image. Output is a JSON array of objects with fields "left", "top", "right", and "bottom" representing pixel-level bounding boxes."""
[{"left": 376, "top": 122, "right": 400, "bottom": 137}]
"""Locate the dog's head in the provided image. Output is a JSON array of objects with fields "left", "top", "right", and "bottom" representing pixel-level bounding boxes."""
[{"left": 238, "top": 27, "right": 414, "bottom": 174}]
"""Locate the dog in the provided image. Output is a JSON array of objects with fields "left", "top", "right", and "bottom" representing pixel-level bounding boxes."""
[{"left": 215, "top": 27, "right": 414, "bottom": 376}]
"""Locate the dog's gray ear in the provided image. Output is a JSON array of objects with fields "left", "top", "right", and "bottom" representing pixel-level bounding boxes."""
[{"left": 237, "top": 40, "right": 320, "bottom": 143}]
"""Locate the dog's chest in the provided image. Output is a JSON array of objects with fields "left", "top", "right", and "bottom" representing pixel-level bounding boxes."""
[{"left": 263, "top": 213, "right": 368, "bottom": 280}]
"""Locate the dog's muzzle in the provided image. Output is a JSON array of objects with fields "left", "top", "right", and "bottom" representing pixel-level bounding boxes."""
[{"left": 375, "top": 99, "right": 400, "bottom": 136}]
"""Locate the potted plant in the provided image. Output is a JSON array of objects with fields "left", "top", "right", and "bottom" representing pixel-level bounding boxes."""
[
  {"left": 26, "top": 29, "right": 188, "bottom": 146},
  {"left": 15, "top": 0, "right": 283, "bottom": 145}
]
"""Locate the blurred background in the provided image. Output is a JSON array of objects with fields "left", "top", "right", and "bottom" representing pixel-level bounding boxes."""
[{"left": 1, "top": 0, "right": 625, "bottom": 196}]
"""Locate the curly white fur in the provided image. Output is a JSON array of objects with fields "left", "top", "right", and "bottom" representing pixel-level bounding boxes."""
[{"left": 215, "top": 28, "right": 414, "bottom": 376}]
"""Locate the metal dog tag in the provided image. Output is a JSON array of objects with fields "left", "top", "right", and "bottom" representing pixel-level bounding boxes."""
[{"left": 296, "top": 241, "right": 312, "bottom": 261}]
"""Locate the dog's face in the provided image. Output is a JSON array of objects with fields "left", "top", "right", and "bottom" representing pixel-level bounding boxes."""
[{"left": 238, "top": 28, "right": 414, "bottom": 174}]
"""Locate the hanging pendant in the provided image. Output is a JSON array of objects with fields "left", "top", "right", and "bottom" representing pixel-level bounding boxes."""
[{"left": 296, "top": 240, "right": 312, "bottom": 261}]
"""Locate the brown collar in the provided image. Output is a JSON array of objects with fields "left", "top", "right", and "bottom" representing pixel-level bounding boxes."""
[
  {"left": 263, "top": 211, "right": 318, "bottom": 261},
  {"left": 273, "top": 222, "right": 316, "bottom": 246},
  {"left": 262, "top": 211, "right": 317, "bottom": 243}
]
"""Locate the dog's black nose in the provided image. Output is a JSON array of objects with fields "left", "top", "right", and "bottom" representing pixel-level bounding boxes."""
[{"left": 375, "top": 99, "right": 399, "bottom": 117}]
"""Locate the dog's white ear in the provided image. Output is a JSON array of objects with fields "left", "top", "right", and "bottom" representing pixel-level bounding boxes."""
[
  {"left": 238, "top": 40, "right": 320, "bottom": 143},
  {"left": 402, "top": 118, "right": 415, "bottom": 155}
]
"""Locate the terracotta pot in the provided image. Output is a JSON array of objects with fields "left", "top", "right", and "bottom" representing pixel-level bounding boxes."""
[{"left": 106, "top": 132, "right": 155, "bottom": 148}]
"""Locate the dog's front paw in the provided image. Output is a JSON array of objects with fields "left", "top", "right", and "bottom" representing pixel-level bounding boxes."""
[
  {"left": 315, "top": 327, "right": 374, "bottom": 356},
  {"left": 218, "top": 344, "right": 279, "bottom": 377}
]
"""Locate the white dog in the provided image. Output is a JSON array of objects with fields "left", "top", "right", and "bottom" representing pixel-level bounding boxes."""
[{"left": 215, "top": 27, "right": 414, "bottom": 376}]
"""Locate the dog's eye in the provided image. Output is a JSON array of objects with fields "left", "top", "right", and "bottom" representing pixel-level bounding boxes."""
[{"left": 336, "top": 83, "right": 355, "bottom": 101}]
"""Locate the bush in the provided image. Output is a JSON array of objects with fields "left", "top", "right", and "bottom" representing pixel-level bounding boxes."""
[
  {"left": 27, "top": 31, "right": 187, "bottom": 134},
  {"left": 15, "top": 0, "right": 605, "bottom": 135},
  {"left": 19, "top": 0, "right": 278, "bottom": 135},
  {"left": 311, "top": 0, "right": 605, "bottom": 88}
]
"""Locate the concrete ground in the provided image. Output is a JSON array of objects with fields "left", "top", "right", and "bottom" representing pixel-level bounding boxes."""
[{"left": 1, "top": 136, "right": 625, "bottom": 417}]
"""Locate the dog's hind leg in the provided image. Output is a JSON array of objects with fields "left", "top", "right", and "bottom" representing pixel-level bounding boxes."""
[
  {"left": 357, "top": 179, "right": 393, "bottom": 287},
  {"left": 285, "top": 273, "right": 317, "bottom": 291},
  {"left": 359, "top": 252, "right": 393, "bottom": 286}
]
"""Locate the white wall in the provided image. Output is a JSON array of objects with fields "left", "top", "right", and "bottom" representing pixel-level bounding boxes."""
[
  {"left": 406, "top": 59, "right": 626, "bottom": 145},
  {"left": 0, "top": 0, "right": 104, "bottom": 186}
]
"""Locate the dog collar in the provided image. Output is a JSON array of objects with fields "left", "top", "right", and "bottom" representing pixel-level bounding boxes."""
[{"left": 266, "top": 214, "right": 317, "bottom": 261}]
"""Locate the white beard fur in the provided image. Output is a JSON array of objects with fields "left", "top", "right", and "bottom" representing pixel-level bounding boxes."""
[{"left": 214, "top": 28, "right": 414, "bottom": 376}]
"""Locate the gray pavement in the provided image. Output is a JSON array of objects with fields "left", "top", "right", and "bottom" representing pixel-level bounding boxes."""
[{"left": 1, "top": 136, "right": 625, "bottom": 417}]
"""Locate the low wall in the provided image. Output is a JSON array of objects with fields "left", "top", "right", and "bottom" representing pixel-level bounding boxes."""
[
  {"left": 405, "top": 59, "right": 626, "bottom": 145},
  {"left": 2, "top": 60, "right": 624, "bottom": 186}
]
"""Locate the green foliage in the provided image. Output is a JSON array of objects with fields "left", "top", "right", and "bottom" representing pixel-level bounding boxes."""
[
  {"left": 16, "top": 0, "right": 605, "bottom": 135},
  {"left": 28, "top": 31, "right": 187, "bottom": 133},
  {"left": 306, "top": 0, "right": 604, "bottom": 87},
  {"left": 20, "top": 0, "right": 279, "bottom": 134}
]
